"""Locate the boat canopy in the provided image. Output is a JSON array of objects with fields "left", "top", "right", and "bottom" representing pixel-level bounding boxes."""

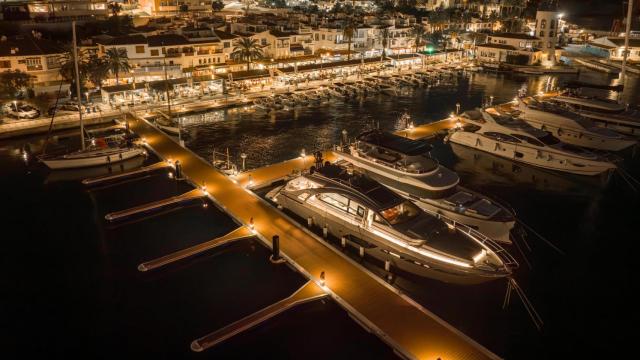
[
  {"left": 313, "top": 165, "right": 403, "bottom": 211},
  {"left": 356, "top": 130, "right": 432, "bottom": 156}
]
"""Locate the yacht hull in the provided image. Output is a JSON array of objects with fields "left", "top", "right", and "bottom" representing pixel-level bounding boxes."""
[
  {"left": 448, "top": 132, "right": 615, "bottom": 176},
  {"left": 523, "top": 119, "right": 636, "bottom": 151},
  {"left": 337, "top": 152, "right": 515, "bottom": 243},
  {"left": 275, "top": 193, "right": 508, "bottom": 285}
]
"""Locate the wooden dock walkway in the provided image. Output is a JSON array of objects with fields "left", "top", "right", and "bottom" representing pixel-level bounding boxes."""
[
  {"left": 235, "top": 152, "right": 337, "bottom": 189},
  {"left": 191, "top": 281, "right": 328, "bottom": 352},
  {"left": 128, "top": 113, "right": 500, "bottom": 360},
  {"left": 104, "top": 188, "right": 205, "bottom": 222},
  {"left": 395, "top": 117, "right": 460, "bottom": 140},
  {"left": 138, "top": 226, "right": 253, "bottom": 272}
]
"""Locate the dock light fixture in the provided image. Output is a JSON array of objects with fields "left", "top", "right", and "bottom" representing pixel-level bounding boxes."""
[
  {"left": 249, "top": 217, "right": 256, "bottom": 233},
  {"left": 456, "top": 102, "right": 460, "bottom": 115},
  {"left": 319, "top": 271, "right": 326, "bottom": 287},
  {"left": 300, "top": 148, "right": 306, "bottom": 158},
  {"left": 449, "top": 112, "right": 455, "bottom": 119},
  {"left": 201, "top": 182, "right": 208, "bottom": 195},
  {"left": 455, "top": 121, "right": 463, "bottom": 129}
]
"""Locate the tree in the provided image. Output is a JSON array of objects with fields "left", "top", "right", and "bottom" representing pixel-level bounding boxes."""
[
  {"left": 379, "top": 28, "right": 390, "bottom": 59},
  {"left": 211, "top": 0, "right": 225, "bottom": 13},
  {"left": 86, "top": 54, "right": 109, "bottom": 89},
  {"left": 231, "top": 38, "right": 264, "bottom": 71},
  {"left": 104, "top": 48, "right": 131, "bottom": 84},
  {"left": 343, "top": 19, "right": 356, "bottom": 61},
  {"left": 0, "top": 70, "right": 34, "bottom": 99},
  {"left": 108, "top": 2, "right": 122, "bottom": 17},
  {"left": 411, "top": 24, "right": 425, "bottom": 53},
  {"left": 58, "top": 47, "right": 90, "bottom": 99}
]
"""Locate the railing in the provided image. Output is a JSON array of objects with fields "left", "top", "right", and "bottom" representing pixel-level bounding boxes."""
[{"left": 427, "top": 209, "right": 519, "bottom": 270}]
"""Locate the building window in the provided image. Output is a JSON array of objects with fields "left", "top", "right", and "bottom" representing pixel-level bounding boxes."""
[
  {"left": 0, "top": 60, "right": 10, "bottom": 68},
  {"left": 541, "top": 19, "right": 546, "bottom": 29},
  {"left": 550, "top": 20, "right": 556, "bottom": 29},
  {"left": 540, "top": 31, "right": 545, "bottom": 37},
  {"left": 151, "top": 49, "right": 159, "bottom": 56},
  {"left": 549, "top": 31, "right": 555, "bottom": 37},
  {"left": 135, "top": 46, "right": 145, "bottom": 54},
  {"left": 224, "top": 42, "right": 230, "bottom": 48}
]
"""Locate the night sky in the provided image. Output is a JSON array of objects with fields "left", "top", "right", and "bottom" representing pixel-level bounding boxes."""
[{"left": 560, "top": 0, "right": 634, "bottom": 29}]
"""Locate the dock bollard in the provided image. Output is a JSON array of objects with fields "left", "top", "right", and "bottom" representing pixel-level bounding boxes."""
[
  {"left": 359, "top": 246, "right": 365, "bottom": 258},
  {"left": 341, "top": 236, "right": 346, "bottom": 248},
  {"left": 385, "top": 260, "right": 391, "bottom": 272},
  {"left": 270, "top": 235, "right": 285, "bottom": 264},
  {"left": 323, "top": 225, "right": 328, "bottom": 238},
  {"left": 307, "top": 216, "right": 313, "bottom": 228},
  {"left": 175, "top": 160, "right": 182, "bottom": 179}
]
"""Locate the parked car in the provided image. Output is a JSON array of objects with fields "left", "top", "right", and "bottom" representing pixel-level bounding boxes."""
[{"left": 2, "top": 102, "right": 40, "bottom": 119}]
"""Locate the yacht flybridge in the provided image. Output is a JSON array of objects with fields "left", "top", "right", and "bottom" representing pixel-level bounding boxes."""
[
  {"left": 268, "top": 164, "right": 517, "bottom": 284},
  {"left": 516, "top": 97, "right": 637, "bottom": 151},
  {"left": 334, "top": 129, "right": 515, "bottom": 244},
  {"left": 447, "top": 109, "right": 617, "bottom": 176}
]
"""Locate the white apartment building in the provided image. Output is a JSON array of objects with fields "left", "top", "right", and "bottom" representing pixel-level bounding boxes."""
[
  {"left": 0, "top": 34, "right": 67, "bottom": 93},
  {"left": 476, "top": 33, "right": 543, "bottom": 65}
]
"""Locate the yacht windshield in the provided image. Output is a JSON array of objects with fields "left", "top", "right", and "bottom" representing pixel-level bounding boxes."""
[
  {"left": 538, "top": 133, "right": 560, "bottom": 146},
  {"left": 379, "top": 201, "right": 420, "bottom": 225}
]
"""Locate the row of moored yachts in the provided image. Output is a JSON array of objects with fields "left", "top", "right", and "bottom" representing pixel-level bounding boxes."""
[
  {"left": 266, "top": 91, "right": 638, "bottom": 285},
  {"left": 253, "top": 69, "right": 463, "bottom": 111}
]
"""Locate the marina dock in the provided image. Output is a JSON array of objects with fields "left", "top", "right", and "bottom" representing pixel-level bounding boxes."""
[
  {"left": 137, "top": 226, "right": 253, "bottom": 272},
  {"left": 128, "top": 113, "right": 500, "bottom": 360},
  {"left": 82, "top": 161, "right": 171, "bottom": 186},
  {"left": 235, "top": 152, "right": 337, "bottom": 189},
  {"left": 191, "top": 281, "right": 328, "bottom": 352},
  {"left": 104, "top": 188, "right": 206, "bottom": 222},
  {"left": 395, "top": 117, "right": 460, "bottom": 140}
]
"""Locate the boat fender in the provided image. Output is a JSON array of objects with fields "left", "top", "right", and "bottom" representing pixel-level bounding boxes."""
[
  {"left": 119, "top": 152, "right": 123, "bottom": 160},
  {"left": 107, "top": 155, "right": 111, "bottom": 163},
  {"left": 494, "top": 143, "right": 500, "bottom": 151},
  {"left": 475, "top": 138, "right": 481, "bottom": 147}
]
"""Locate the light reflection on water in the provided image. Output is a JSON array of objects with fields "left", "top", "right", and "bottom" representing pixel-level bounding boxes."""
[{"left": 181, "top": 70, "right": 638, "bottom": 170}]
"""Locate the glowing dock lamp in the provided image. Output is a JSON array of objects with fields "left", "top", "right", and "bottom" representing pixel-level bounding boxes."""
[
  {"left": 246, "top": 174, "right": 254, "bottom": 188},
  {"left": 300, "top": 148, "right": 306, "bottom": 158},
  {"left": 319, "top": 271, "right": 326, "bottom": 287},
  {"left": 456, "top": 102, "right": 461, "bottom": 115},
  {"left": 449, "top": 112, "right": 456, "bottom": 119},
  {"left": 201, "top": 182, "right": 208, "bottom": 195},
  {"left": 455, "top": 121, "right": 463, "bottom": 129},
  {"left": 140, "top": 137, "right": 148, "bottom": 145},
  {"left": 240, "top": 153, "right": 247, "bottom": 171},
  {"left": 489, "top": 95, "right": 494, "bottom": 106},
  {"left": 249, "top": 217, "right": 256, "bottom": 233}
]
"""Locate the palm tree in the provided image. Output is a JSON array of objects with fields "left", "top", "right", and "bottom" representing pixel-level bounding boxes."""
[
  {"left": 379, "top": 28, "right": 390, "bottom": 60},
  {"left": 86, "top": 54, "right": 109, "bottom": 89},
  {"left": 343, "top": 19, "right": 356, "bottom": 61},
  {"left": 231, "top": 38, "right": 264, "bottom": 71},
  {"left": 104, "top": 48, "right": 131, "bottom": 84},
  {"left": 411, "top": 24, "right": 425, "bottom": 53},
  {"left": 211, "top": 0, "right": 225, "bottom": 14},
  {"left": 58, "top": 46, "right": 90, "bottom": 99}
]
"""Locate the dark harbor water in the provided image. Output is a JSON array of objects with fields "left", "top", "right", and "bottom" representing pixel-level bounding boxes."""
[{"left": 3, "top": 69, "right": 638, "bottom": 359}]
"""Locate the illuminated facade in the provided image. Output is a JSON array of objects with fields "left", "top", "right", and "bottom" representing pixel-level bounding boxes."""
[{"left": 0, "top": 0, "right": 108, "bottom": 21}]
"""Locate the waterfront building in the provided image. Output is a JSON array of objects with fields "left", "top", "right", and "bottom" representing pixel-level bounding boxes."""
[
  {"left": 0, "top": 0, "right": 108, "bottom": 22},
  {"left": 586, "top": 37, "right": 640, "bottom": 62},
  {"left": 0, "top": 34, "right": 67, "bottom": 94},
  {"left": 476, "top": 33, "right": 542, "bottom": 65},
  {"left": 534, "top": 8, "right": 559, "bottom": 66}
]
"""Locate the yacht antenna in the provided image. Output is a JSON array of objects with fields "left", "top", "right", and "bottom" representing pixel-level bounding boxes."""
[
  {"left": 72, "top": 21, "right": 85, "bottom": 151},
  {"left": 619, "top": 0, "right": 634, "bottom": 103}
]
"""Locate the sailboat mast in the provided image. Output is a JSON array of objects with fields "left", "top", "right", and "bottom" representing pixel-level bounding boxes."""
[
  {"left": 72, "top": 21, "right": 85, "bottom": 150},
  {"left": 619, "top": 0, "right": 634, "bottom": 103}
]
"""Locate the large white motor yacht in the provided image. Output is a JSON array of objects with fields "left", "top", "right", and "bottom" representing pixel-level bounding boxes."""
[
  {"left": 516, "top": 97, "right": 636, "bottom": 152},
  {"left": 269, "top": 164, "right": 517, "bottom": 284},
  {"left": 447, "top": 109, "right": 617, "bottom": 176},
  {"left": 546, "top": 94, "right": 640, "bottom": 137},
  {"left": 334, "top": 129, "right": 516, "bottom": 244}
]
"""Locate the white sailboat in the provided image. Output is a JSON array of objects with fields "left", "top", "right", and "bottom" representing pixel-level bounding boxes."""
[{"left": 42, "top": 21, "right": 144, "bottom": 170}]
